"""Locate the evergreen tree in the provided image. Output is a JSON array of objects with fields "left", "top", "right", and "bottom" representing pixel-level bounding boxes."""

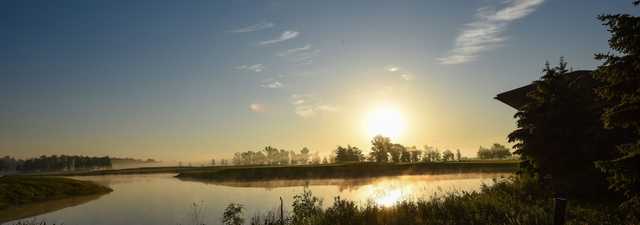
[{"left": 594, "top": 0, "right": 640, "bottom": 214}]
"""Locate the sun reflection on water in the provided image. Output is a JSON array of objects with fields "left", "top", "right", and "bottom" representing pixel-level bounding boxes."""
[{"left": 361, "top": 179, "right": 415, "bottom": 207}]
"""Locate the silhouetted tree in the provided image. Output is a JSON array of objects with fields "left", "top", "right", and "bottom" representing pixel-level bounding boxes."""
[
  {"left": 456, "top": 149, "right": 462, "bottom": 161},
  {"left": 508, "top": 59, "right": 625, "bottom": 198},
  {"left": 299, "top": 147, "right": 311, "bottom": 164},
  {"left": 408, "top": 146, "right": 422, "bottom": 163},
  {"left": 400, "top": 146, "right": 411, "bottom": 163},
  {"left": 370, "top": 135, "right": 392, "bottom": 163},
  {"left": 334, "top": 145, "right": 364, "bottom": 163},
  {"left": 389, "top": 144, "right": 404, "bottom": 163},
  {"left": 442, "top": 150, "right": 455, "bottom": 162},
  {"left": 594, "top": 1, "right": 640, "bottom": 214},
  {"left": 478, "top": 144, "right": 512, "bottom": 159},
  {"left": 423, "top": 145, "right": 441, "bottom": 162}
]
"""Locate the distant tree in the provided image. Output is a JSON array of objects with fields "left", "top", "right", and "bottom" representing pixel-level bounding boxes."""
[
  {"left": 442, "top": 150, "right": 455, "bottom": 162},
  {"left": 321, "top": 157, "right": 328, "bottom": 164},
  {"left": 389, "top": 144, "right": 405, "bottom": 163},
  {"left": 491, "top": 144, "right": 512, "bottom": 159},
  {"left": 211, "top": 158, "right": 216, "bottom": 166},
  {"left": 334, "top": 145, "right": 364, "bottom": 163},
  {"left": 456, "top": 149, "right": 462, "bottom": 161},
  {"left": 299, "top": 147, "right": 311, "bottom": 164},
  {"left": 423, "top": 145, "right": 441, "bottom": 162},
  {"left": 477, "top": 144, "right": 512, "bottom": 159},
  {"left": 14, "top": 155, "right": 111, "bottom": 172},
  {"left": 370, "top": 135, "right": 392, "bottom": 163},
  {"left": 400, "top": 146, "right": 411, "bottom": 163},
  {"left": 508, "top": 59, "right": 626, "bottom": 197},
  {"left": 408, "top": 146, "right": 422, "bottom": 163},
  {"left": 263, "top": 146, "right": 280, "bottom": 165},
  {"left": 311, "top": 152, "right": 321, "bottom": 164},
  {"left": 593, "top": 1, "right": 640, "bottom": 213}
]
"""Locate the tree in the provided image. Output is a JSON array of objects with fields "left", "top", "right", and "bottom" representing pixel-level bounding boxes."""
[
  {"left": 508, "top": 59, "right": 625, "bottom": 197},
  {"left": 408, "top": 146, "right": 422, "bottom": 163},
  {"left": 263, "top": 146, "right": 279, "bottom": 165},
  {"left": 370, "top": 135, "right": 392, "bottom": 163},
  {"left": 456, "top": 149, "right": 462, "bottom": 161},
  {"left": 211, "top": 158, "right": 216, "bottom": 166},
  {"left": 423, "top": 145, "right": 440, "bottom": 162},
  {"left": 335, "top": 145, "right": 364, "bottom": 163},
  {"left": 400, "top": 146, "right": 411, "bottom": 163},
  {"left": 299, "top": 147, "right": 311, "bottom": 164},
  {"left": 311, "top": 152, "right": 321, "bottom": 164},
  {"left": 442, "top": 150, "right": 455, "bottom": 162},
  {"left": 594, "top": 0, "right": 640, "bottom": 214},
  {"left": 477, "top": 144, "right": 512, "bottom": 159},
  {"left": 389, "top": 144, "right": 405, "bottom": 163}
]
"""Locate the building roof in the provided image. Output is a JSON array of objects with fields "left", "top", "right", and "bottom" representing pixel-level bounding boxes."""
[{"left": 495, "top": 70, "right": 594, "bottom": 110}]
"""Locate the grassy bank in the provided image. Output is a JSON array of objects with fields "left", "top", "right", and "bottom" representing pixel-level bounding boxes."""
[
  {"left": 0, "top": 176, "right": 112, "bottom": 210},
  {"left": 177, "top": 161, "right": 519, "bottom": 181},
  {"left": 227, "top": 176, "right": 634, "bottom": 225}
]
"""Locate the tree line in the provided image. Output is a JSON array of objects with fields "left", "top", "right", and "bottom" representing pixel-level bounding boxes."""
[
  {"left": 0, "top": 155, "right": 112, "bottom": 172},
  {"left": 219, "top": 135, "right": 511, "bottom": 166},
  {"left": 229, "top": 147, "right": 320, "bottom": 166},
  {"left": 476, "top": 143, "right": 512, "bottom": 159}
]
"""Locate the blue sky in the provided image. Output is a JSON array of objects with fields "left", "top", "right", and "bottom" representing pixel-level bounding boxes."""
[{"left": 0, "top": 0, "right": 635, "bottom": 160}]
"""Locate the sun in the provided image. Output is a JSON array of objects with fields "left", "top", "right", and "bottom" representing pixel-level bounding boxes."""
[{"left": 365, "top": 106, "right": 407, "bottom": 140}]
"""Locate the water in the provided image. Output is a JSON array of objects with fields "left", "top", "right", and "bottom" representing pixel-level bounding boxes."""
[{"left": 6, "top": 172, "right": 511, "bottom": 225}]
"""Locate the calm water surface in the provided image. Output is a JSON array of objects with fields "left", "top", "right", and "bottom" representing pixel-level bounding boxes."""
[{"left": 8, "top": 172, "right": 511, "bottom": 225}]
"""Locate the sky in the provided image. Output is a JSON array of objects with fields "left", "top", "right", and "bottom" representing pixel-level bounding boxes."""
[{"left": 0, "top": 0, "right": 636, "bottom": 161}]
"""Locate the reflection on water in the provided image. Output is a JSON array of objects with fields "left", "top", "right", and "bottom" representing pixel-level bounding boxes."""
[{"left": 8, "top": 172, "right": 511, "bottom": 225}]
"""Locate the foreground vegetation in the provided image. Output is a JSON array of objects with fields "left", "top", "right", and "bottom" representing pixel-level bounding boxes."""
[
  {"left": 219, "top": 176, "right": 635, "bottom": 225},
  {"left": 176, "top": 161, "right": 519, "bottom": 181},
  {"left": 0, "top": 176, "right": 111, "bottom": 210}
]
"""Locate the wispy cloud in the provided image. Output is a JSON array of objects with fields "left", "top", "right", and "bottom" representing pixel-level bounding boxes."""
[
  {"left": 236, "top": 64, "right": 265, "bottom": 72},
  {"left": 277, "top": 44, "right": 312, "bottom": 56},
  {"left": 290, "top": 94, "right": 338, "bottom": 118},
  {"left": 259, "top": 30, "right": 299, "bottom": 45},
  {"left": 385, "top": 65, "right": 400, "bottom": 72},
  {"left": 260, "top": 81, "right": 283, "bottom": 89},
  {"left": 400, "top": 74, "right": 414, "bottom": 81},
  {"left": 249, "top": 103, "right": 265, "bottom": 112},
  {"left": 230, "top": 21, "right": 275, "bottom": 33},
  {"left": 438, "top": 0, "right": 544, "bottom": 65},
  {"left": 277, "top": 44, "right": 319, "bottom": 65}
]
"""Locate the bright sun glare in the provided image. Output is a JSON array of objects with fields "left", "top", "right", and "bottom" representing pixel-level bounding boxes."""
[{"left": 365, "top": 106, "right": 406, "bottom": 140}]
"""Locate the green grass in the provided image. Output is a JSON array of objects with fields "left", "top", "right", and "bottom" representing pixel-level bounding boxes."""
[
  {"left": 177, "top": 161, "right": 520, "bottom": 181},
  {"left": 0, "top": 176, "right": 112, "bottom": 210}
]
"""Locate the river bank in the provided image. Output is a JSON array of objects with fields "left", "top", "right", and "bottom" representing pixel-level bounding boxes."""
[{"left": 0, "top": 176, "right": 112, "bottom": 222}]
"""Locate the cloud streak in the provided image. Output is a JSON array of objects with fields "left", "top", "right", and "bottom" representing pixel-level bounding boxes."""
[
  {"left": 236, "top": 64, "right": 265, "bottom": 72},
  {"left": 290, "top": 94, "right": 338, "bottom": 118},
  {"left": 259, "top": 30, "right": 299, "bottom": 45},
  {"left": 438, "top": 0, "right": 544, "bottom": 65},
  {"left": 277, "top": 44, "right": 312, "bottom": 57},
  {"left": 231, "top": 22, "right": 275, "bottom": 33},
  {"left": 261, "top": 81, "right": 283, "bottom": 89}
]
